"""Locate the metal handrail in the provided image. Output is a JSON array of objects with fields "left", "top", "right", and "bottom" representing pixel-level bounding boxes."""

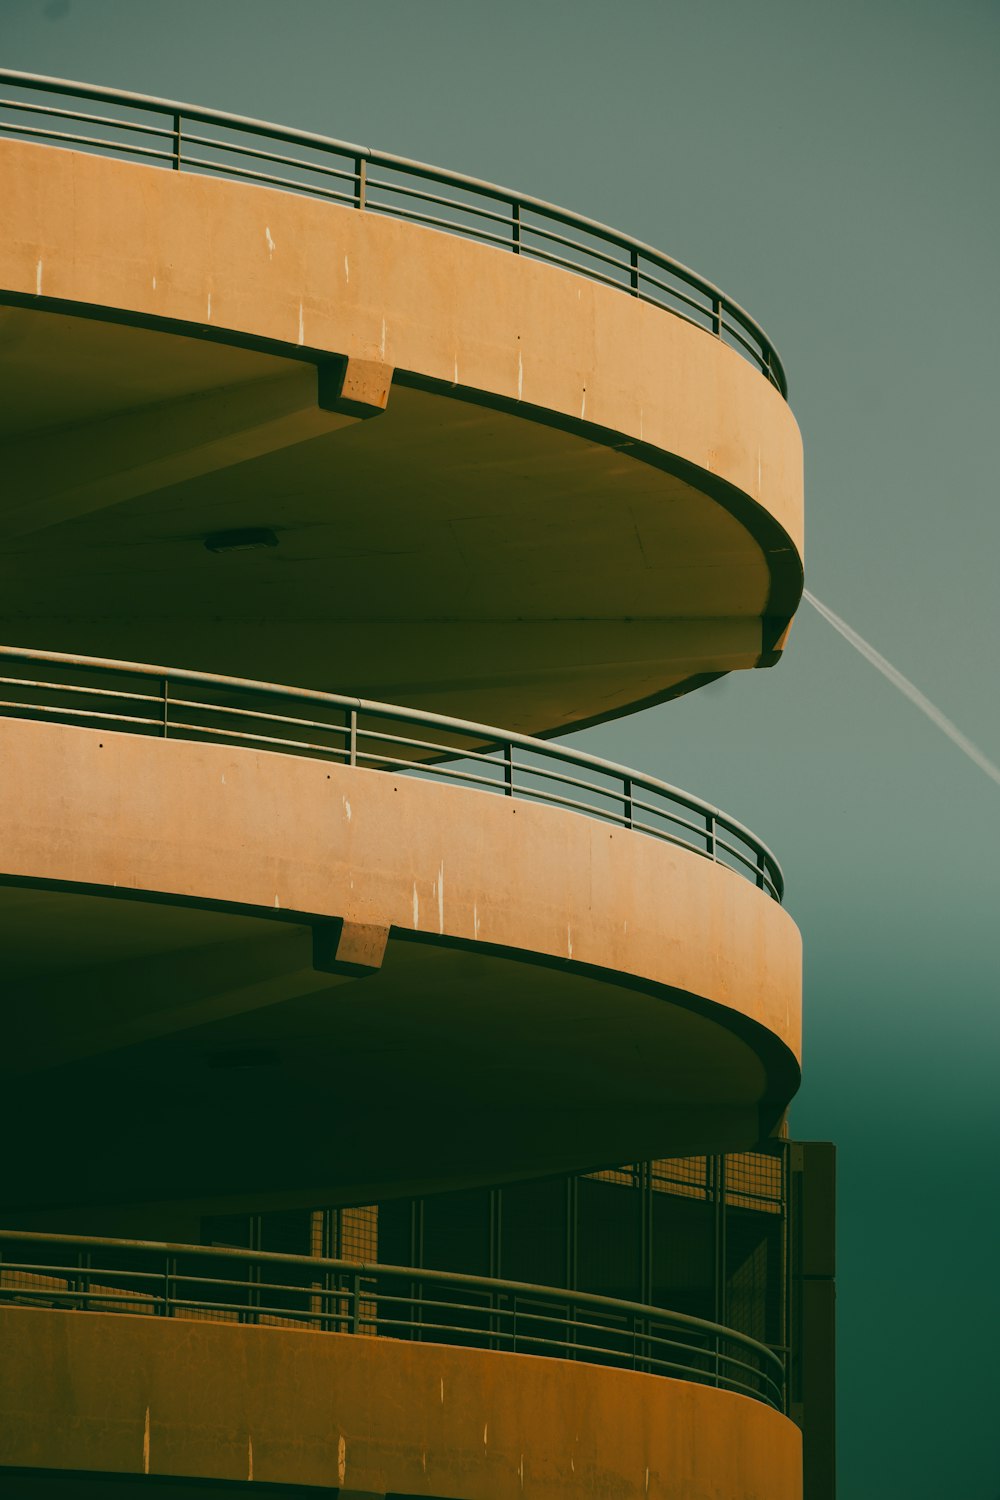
[
  {"left": 0, "top": 1228, "right": 785, "bottom": 1410},
  {"left": 0, "top": 644, "right": 784, "bottom": 900},
  {"left": 0, "top": 69, "right": 787, "bottom": 396}
]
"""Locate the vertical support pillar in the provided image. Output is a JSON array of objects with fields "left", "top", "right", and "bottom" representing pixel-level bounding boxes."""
[{"left": 789, "top": 1141, "right": 837, "bottom": 1500}]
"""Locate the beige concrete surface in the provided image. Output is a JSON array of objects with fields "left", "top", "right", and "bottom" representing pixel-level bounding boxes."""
[
  {"left": 0, "top": 715, "right": 800, "bottom": 1211},
  {"left": 0, "top": 1306, "right": 803, "bottom": 1500},
  {"left": 0, "top": 715, "right": 800, "bottom": 1055},
  {"left": 0, "top": 138, "right": 803, "bottom": 732}
]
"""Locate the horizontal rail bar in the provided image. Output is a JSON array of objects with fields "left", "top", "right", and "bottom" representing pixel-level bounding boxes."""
[
  {"left": 0, "top": 699, "right": 160, "bottom": 729},
  {"left": 363, "top": 196, "right": 515, "bottom": 250},
  {"left": 180, "top": 154, "right": 358, "bottom": 206},
  {"left": 166, "top": 718, "right": 350, "bottom": 757},
  {"left": 633, "top": 261, "right": 715, "bottom": 315},
  {"left": 167, "top": 695, "right": 349, "bottom": 735},
  {"left": 0, "top": 70, "right": 786, "bottom": 394},
  {"left": 0, "top": 119, "right": 175, "bottom": 163},
  {"left": 0, "top": 675, "right": 160, "bottom": 705},
  {"left": 524, "top": 241, "right": 636, "bottom": 295},
  {"left": 365, "top": 172, "right": 518, "bottom": 226},
  {"left": 179, "top": 129, "right": 361, "bottom": 183},
  {"left": 0, "top": 96, "right": 176, "bottom": 138}
]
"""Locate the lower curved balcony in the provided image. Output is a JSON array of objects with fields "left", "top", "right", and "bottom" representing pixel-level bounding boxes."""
[
  {"left": 0, "top": 1230, "right": 802, "bottom": 1499},
  {"left": 0, "top": 647, "right": 801, "bottom": 1215}
]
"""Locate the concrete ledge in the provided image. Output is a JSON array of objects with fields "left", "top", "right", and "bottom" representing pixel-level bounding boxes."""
[
  {"left": 0, "top": 138, "right": 804, "bottom": 729},
  {"left": 0, "top": 1306, "right": 802, "bottom": 1500},
  {"left": 0, "top": 137, "right": 802, "bottom": 554},
  {"left": 0, "top": 714, "right": 801, "bottom": 1206},
  {"left": 0, "top": 715, "right": 801, "bottom": 1063}
]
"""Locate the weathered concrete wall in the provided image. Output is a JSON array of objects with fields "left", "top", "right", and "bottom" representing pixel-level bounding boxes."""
[
  {"left": 0, "top": 137, "right": 803, "bottom": 557},
  {"left": 0, "top": 714, "right": 801, "bottom": 1062},
  {"left": 0, "top": 1306, "right": 802, "bottom": 1499}
]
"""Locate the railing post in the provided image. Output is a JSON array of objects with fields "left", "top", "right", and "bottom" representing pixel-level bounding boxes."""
[
  {"left": 348, "top": 709, "right": 357, "bottom": 767},
  {"left": 354, "top": 156, "right": 366, "bottom": 210},
  {"left": 162, "top": 678, "right": 170, "bottom": 738},
  {"left": 351, "top": 1272, "right": 362, "bottom": 1335},
  {"left": 756, "top": 848, "right": 767, "bottom": 892},
  {"left": 706, "top": 811, "right": 717, "bottom": 862},
  {"left": 79, "top": 1248, "right": 92, "bottom": 1311},
  {"left": 511, "top": 201, "right": 521, "bottom": 254},
  {"left": 162, "top": 1255, "right": 174, "bottom": 1317},
  {"left": 172, "top": 112, "right": 182, "bottom": 170},
  {"left": 623, "top": 776, "right": 633, "bottom": 830},
  {"left": 629, "top": 246, "right": 639, "bottom": 296},
  {"left": 712, "top": 295, "right": 723, "bottom": 338},
  {"left": 503, "top": 742, "right": 514, "bottom": 796}
]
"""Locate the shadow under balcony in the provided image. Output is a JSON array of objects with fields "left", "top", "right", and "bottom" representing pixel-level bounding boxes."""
[
  {"left": 0, "top": 85, "right": 803, "bottom": 735},
  {"left": 0, "top": 648, "right": 801, "bottom": 1215}
]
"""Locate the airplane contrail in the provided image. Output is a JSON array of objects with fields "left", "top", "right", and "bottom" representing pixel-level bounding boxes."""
[{"left": 803, "top": 589, "right": 1000, "bottom": 789}]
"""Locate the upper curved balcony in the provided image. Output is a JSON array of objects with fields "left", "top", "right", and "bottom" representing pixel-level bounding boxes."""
[
  {"left": 0, "top": 71, "right": 804, "bottom": 737},
  {"left": 0, "top": 646, "right": 800, "bottom": 1216}
]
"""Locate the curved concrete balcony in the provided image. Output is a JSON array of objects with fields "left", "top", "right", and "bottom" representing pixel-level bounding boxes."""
[
  {"left": 0, "top": 1231, "right": 802, "bottom": 1499},
  {"left": 0, "top": 649, "right": 800, "bottom": 1216},
  {"left": 0, "top": 72, "right": 803, "bottom": 737}
]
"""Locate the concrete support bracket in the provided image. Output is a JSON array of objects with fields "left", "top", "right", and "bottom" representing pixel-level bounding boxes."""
[
  {"left": 318, "top": 356, "right": 394, "bottom": 418},
  {"left": 313, "top": 919, "right": 390, "bottom": 976}
]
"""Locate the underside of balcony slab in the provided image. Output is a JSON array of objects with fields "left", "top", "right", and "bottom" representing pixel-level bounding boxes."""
[
  {"left": 0, "top": 137, "right": 803, "bottom": 734},
  {"left": 0, "top": 715, "right": 800, "bottom": 1218}
]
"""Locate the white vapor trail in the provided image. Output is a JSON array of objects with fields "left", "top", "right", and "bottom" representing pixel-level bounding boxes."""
[{"left": 803, "top": 589, "right": 1000, "bottom": 789}]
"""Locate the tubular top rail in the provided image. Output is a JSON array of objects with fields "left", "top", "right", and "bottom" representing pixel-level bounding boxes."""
[
  {"left": 0, "top": 69, "right": 787, "bottom": 397},
  {"left": 0, "top": 1228, "right": 785, "bottom": 1410},
  {"left": 0, "top": 643, "right": 784, "bottom": 901}
]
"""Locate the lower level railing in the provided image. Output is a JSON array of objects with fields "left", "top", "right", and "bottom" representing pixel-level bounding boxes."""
[{"left": 0, "top": 1230, "right": 785, "bottom": 1411}]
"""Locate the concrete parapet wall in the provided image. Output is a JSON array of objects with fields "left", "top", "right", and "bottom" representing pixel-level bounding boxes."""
[
  {"left": 0, "top": 1306, "right": 802, "bottom": 1499},
  {"left": 0, "top": 714, "right": 801, "bottom": 1062},
  {"left": 0, "top": 136, "right": 803, "bottom": 556}
]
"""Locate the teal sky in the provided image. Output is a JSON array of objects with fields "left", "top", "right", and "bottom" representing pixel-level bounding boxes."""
[{"left": 5, "top": 1, "right": 999, "bottom": 1493}]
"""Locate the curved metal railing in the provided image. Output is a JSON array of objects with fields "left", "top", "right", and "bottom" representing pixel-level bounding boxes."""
[
  {"left": 0, "top": 69, "right": 787, "bottom": 396},
  {"left": 0, "top": 644, "right": 784, "bottom": 900},
  {"left": 0, "top": 1229, "right": 785, "bottom": 1411}
]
